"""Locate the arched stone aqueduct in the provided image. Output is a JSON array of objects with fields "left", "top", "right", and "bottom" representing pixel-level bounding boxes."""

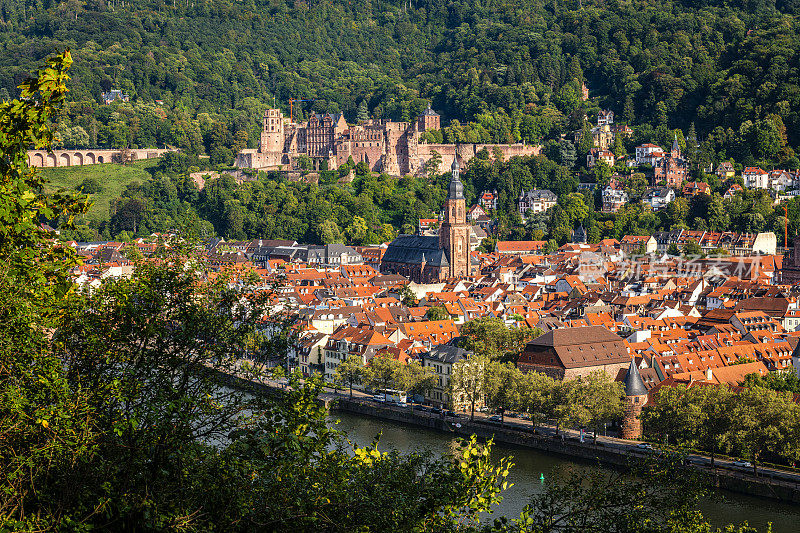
[{"left": 27, "top": 148, "right": 175, "bottom": 168}]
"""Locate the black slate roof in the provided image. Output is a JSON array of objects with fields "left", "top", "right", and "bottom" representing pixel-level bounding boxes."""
[
  {"left": 383, "top": 235, "right": 449, "bottom": 267},
  {"left": 422, "top": 344, "right": 473, "bottom": 365},
  {"left": 624, "top": 359, "right": 648, "bottom": 396}
]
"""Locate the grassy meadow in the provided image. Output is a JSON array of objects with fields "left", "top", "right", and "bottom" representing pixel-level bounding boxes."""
[{"left": 41, "top": 158, "right": 158, "bottom": 222}]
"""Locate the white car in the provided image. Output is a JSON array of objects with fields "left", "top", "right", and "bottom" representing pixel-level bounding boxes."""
[
  {"left": 732, "top": 460, "right": 753, "bottom": 468},
  {"left": 636, "top": 443, "right": 653, "bottom": 450}
]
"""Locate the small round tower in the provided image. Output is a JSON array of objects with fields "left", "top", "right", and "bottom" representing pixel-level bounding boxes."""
[{"left": 621, "top": 358, "right": 648, "bottom": 440}]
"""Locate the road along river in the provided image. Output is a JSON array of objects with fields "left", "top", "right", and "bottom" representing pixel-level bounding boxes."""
[{"left": 330, "top": 410, "right": 800, "bottom": 532}]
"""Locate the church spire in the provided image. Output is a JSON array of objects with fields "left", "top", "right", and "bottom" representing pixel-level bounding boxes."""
[{"left": 447, "top": 157, "right": 464, "bottom": 200}]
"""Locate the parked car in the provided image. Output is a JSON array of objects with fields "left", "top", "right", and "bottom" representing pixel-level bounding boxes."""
[
  {"left": 477, "top": 406, "right": 489, "bottom": 413},
  {"left": 636, "top": 443, "right": 653, "bottom": 450},
  {"left": 732, "top": 460, "right": 753, "bottom": 468},
  {"left": 394, "top": 401, "right": 408, "bottom": 408},
  {"left": 372, "top": 395, "right": 386, "bottom": 403},
  {"left": 445, "top": 410, "right": 458, "bottom": 417},
  {"left": 413, "top": 405, "right": 429, "bottom": 412},
  {"left": 430, "top": 407, "right": 443, "bottom": 415},
  {"left": 505, "top": 411, "right": 518, "bottom": 418},
  {"left": 519, "top": 413, "right": 531, "bottom": 421},
  {"left": 488, "top": 415, "right": 502, "bottom": 422}
]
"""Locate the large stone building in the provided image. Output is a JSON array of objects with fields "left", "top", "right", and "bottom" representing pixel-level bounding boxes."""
[
  {"left": 380, "top": 159, "right": 474, "bottom": 281},
  {"left": 236, "top": 107, "right": 540, "bottom": 176},
  {"left": 516, "top": 326, "right": 630, "bottom": 380}
]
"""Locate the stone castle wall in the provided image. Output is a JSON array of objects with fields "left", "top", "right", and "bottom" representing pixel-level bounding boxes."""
[{"left": 416, "top": 142, "right": 541, "bottom": 174}]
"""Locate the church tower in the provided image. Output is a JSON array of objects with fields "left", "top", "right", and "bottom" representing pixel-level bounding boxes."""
[
  {"left": 621, "top": 358, "right": 648, "bottom": 440},
  {"left": 439, "top": 157, "right": 471, "bottom": 278}
]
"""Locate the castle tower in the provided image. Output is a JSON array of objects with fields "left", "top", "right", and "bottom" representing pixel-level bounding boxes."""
[
  {"left": 439, "top": 157, "right": 471, "bottom": 278},
  {"left": 621, "top": 358, "right": 648, "bottom": 440},
  {"left": 417, "top": 106, "right": 440, "bottom": 132},
  {"left": 260, "top": 109, "right": 285, "bottom": 153},
  {"left": 671, "top": 134, "right": 681, "bottom": 159}
]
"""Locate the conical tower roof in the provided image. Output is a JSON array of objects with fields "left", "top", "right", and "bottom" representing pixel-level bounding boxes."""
[{"left": 624, "top": 358, "right": 647, "bottom": 396}]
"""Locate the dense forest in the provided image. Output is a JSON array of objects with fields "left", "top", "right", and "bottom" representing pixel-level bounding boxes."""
[
  {"left": 5, "top": 0, "right": 798, "bottom": 243},
  {"left": 2, "top": 0, "right": 800, "bottom": 169}
]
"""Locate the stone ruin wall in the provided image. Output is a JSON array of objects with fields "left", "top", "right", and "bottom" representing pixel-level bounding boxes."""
[
  {"left": 28, "top": 148, "right": 175, "bottom": 168},
  {"left": 416, "top": 143, "right": 542, "bottom": 174}
]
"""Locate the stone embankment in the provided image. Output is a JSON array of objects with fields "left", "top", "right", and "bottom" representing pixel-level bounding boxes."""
[{"left": 213, "top": 368, "right": 800, "bottom": 503}]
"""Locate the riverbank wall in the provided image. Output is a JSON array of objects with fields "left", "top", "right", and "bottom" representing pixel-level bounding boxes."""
[
  {"left": 331, "top": 400, "right": 800, "bottom": 503},
  {"left": 210, "top": 368, "right": 800, "bottom": 503}
]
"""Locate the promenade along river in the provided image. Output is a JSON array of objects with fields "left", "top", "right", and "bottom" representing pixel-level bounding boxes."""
[{"left": 330, "top": 410, "right": 800, "bottom": 532}]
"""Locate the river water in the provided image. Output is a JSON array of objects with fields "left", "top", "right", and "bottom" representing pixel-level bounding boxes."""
[{"left": 330, "top": 410, "right": 800, "bottom": 532}]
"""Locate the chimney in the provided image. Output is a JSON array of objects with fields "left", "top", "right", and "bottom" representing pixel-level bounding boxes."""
[{"left": 705, "top": 368, "right": 713, "bottom": 381}]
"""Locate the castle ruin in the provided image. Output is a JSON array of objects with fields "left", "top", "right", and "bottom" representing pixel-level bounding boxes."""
[{"left": 235, "top": 107, "right": 541, "bottom": 176}]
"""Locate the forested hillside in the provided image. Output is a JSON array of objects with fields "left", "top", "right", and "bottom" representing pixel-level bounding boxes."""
[{"left": 2, "top": 0, "right": 800, "bottom": 166}]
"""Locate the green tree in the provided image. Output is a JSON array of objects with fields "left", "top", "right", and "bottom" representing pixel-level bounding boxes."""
[
  {"left": 356, "top": 99, "right": 369, "bottom": 122},
  {"left": 459, "top": 317, "right": 538, "bottom": 362},
  {"left": 449, "top": 354, "right": 490, "bottom": 421},
  {"left": 76, "top": 176, "right": 103, "bottom": 194},
  {"left": 425, "top": 305, "right": 450, "bottom": 321},
  {"left": 317, "top": 219, "right": 344, "bottom": 244},
  {"left": 297, "top": 154, "right": 313, "bottom": 170},
  {"left": 559, "top": 140, "right": 577, "bottom": 168},
  {"left": 518, "top": 371, "right": 555, "bottom": 427},
  {"left": 425, "top": 150, "right": 442, "bottom": 178},
  {"left": 682, "top": 239, "right": 702, "bottom": 257},
  {"left": 484, "top": 361, "right": 524, "bottom": 424},
  {"left": 399, "top": 284, "right": 416, "bottom": 306},
  {"left": 666, "top": 197, "right": 689, "bottom": 228},
  {"left": 577, "top": 120, "right": 593, "bottom": 156},
  {"left": 362, "top": 353, "right": 402, "bottom": 392},
  {"left": 580, "top": 372, "right": 623, "bottom": 444},
  {"left": 728, "top": 386, "right": 800, "bottom": 475},
  {"left": 624, "top": 173, "right": 648, "bottom": 201},
  {"left": 335, "top": 355, "right": 364, "bottom": 398},
  {"left": 346, "top": 215, "right": 369, "bottom": 244},
  {"left": 396, "top": 360, "right": 437, "bottom": 398},
  {"left": 612, "top": 132, "right": 626, "bottom": 160},
  {"left": 742, "top": 372, "right": 800, "bottom": 393}
]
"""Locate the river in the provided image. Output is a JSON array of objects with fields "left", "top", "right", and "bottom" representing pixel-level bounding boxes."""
[{"left": 330, "top": 410, "right": 800, "bottom": 532}]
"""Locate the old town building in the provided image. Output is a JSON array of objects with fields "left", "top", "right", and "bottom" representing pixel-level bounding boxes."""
[{"left": 517, "top": 326, "right": 630, "bottom": 380}]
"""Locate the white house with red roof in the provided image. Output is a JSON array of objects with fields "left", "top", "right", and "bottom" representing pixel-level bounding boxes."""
[
  {"left": 635, "top": 143, "right": 664, "bottom": 165},
  {"left": 723, "top": 184, "right": 743, "bottom": 199},
  {"left": 467, "top": 204, "right": 487, "bottom": 222},
  {"left": 478, "top": 190, "right": 498, "bottom": 210},
  {"left": 743, "top": 167, "right": 769, "bottom": 189}
]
